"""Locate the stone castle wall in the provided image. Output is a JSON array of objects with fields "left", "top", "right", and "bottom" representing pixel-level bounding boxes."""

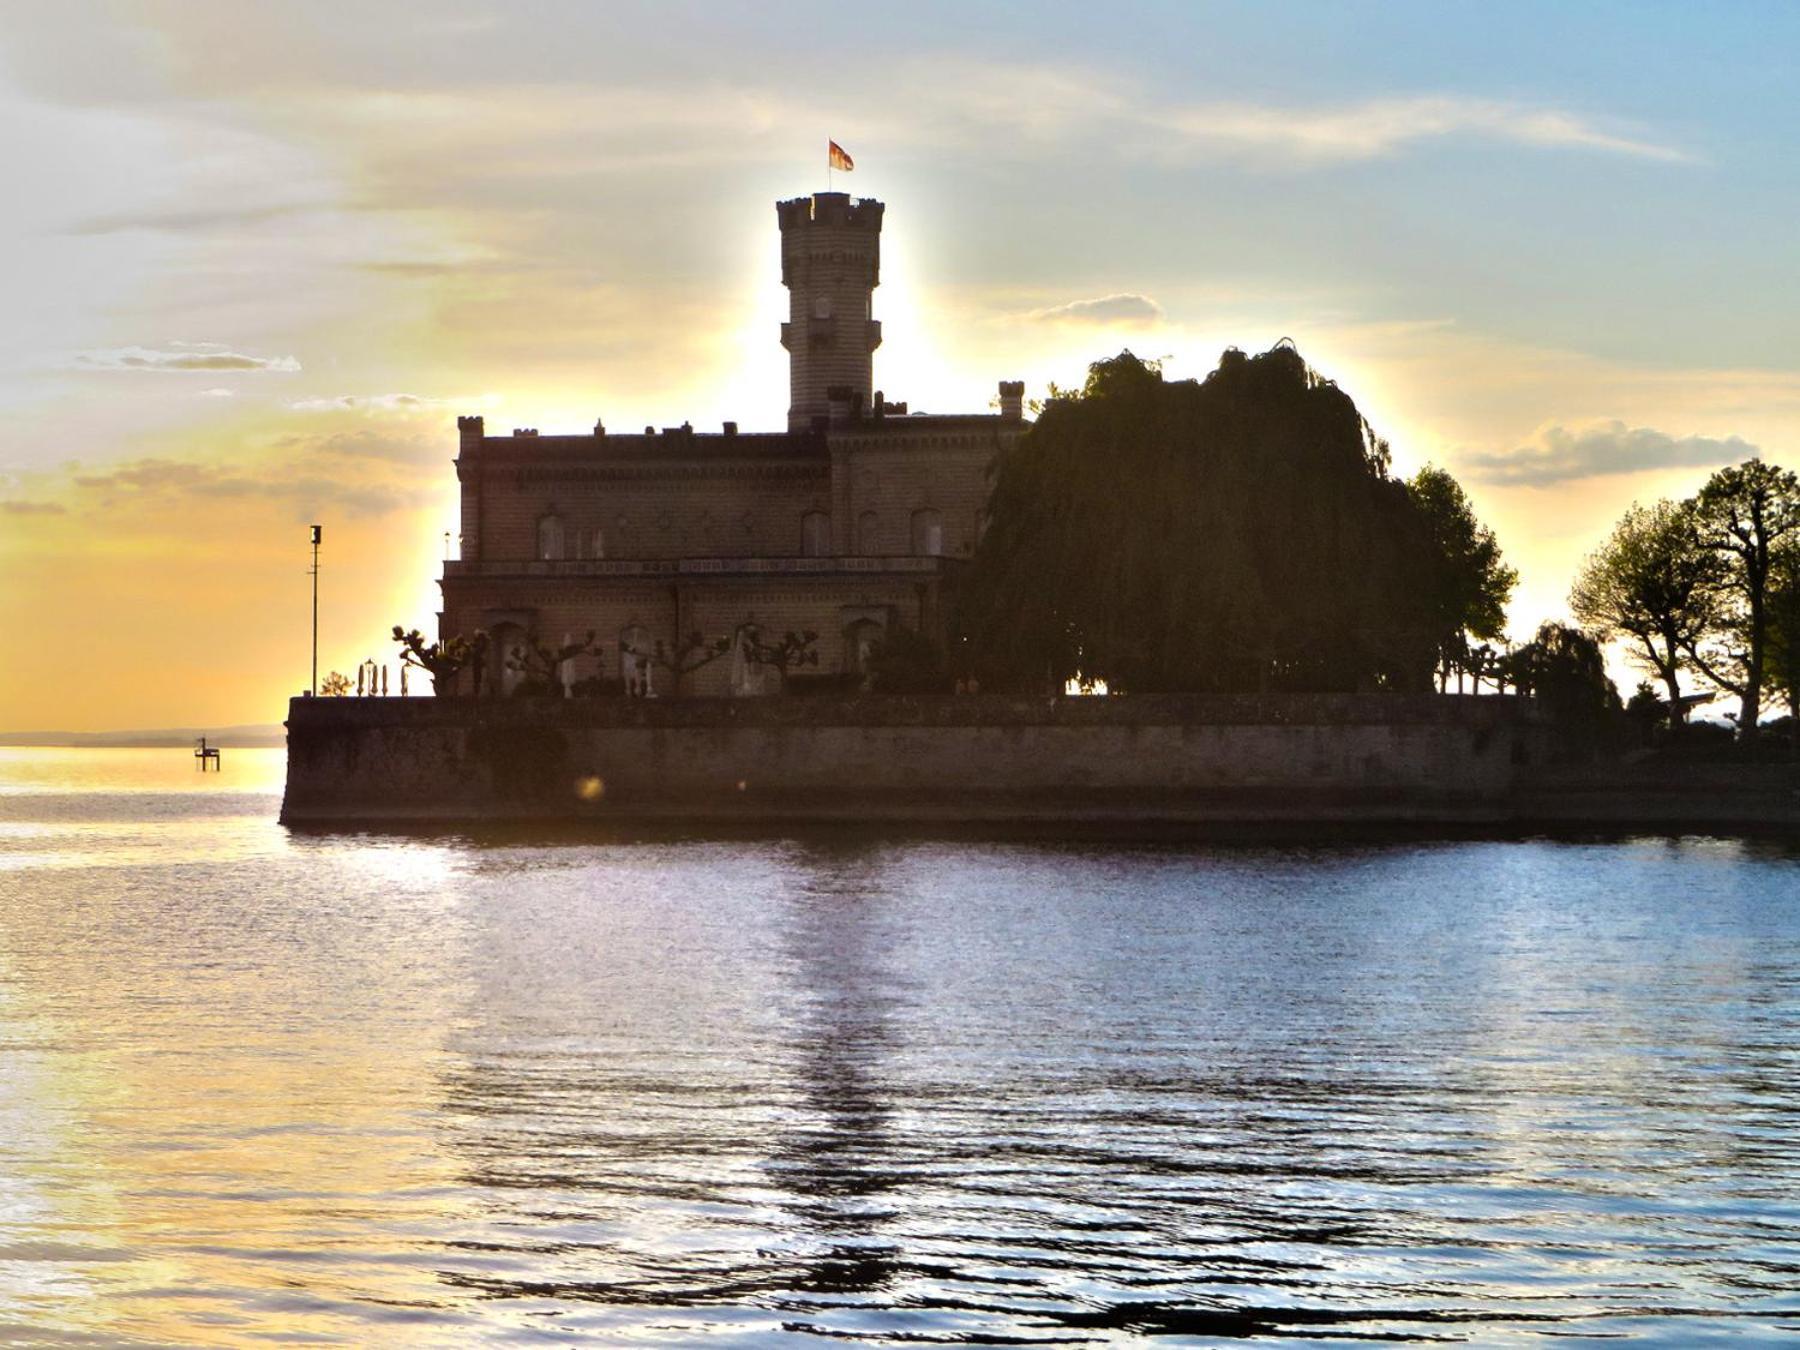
[
  {"left": 462, "top": 438, "right": 829, "bottom": 564},
  {"left": 281, "top": 693, "right": 1539, "bottom": 826}
]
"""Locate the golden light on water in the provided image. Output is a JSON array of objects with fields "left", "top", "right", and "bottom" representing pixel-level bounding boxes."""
[{"left": 1063, "top": 674, "right": 1111, "bottom": 696}]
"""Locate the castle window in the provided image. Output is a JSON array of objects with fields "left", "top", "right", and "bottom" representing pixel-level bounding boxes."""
[
  {"left": 813, "top": 296, "right": 832, "bottom": 320},
  {"left": 844, "top": 618, "right": 884, "bottom": 677},
  {"left": 857, "top": 510, "right": 880, "bottom": 556},
  {"left": 730, "top": 623, "right": 777, "bottom": 697},
  {"left": 590, "top": 526, "right": 606, "bottom": 560},
  {"left": 620, "top": 625, "right": 654, "bottom": 698},
  {"left": 536, "top": 514, "right": 565, "bottom": 561},
  {"left": 910, "top": 508, "right": 943, "bottom": 557},
  {"left": 801, "top": 511, "right": 830, "bottom": 557}
]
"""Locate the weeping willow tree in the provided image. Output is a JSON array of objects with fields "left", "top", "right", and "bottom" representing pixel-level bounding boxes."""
[{"left": 957, "top": 345, "right": 1498, "bottom": 694}]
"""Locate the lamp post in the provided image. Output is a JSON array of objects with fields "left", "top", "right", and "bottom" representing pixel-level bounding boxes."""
[{"left": 309, "top": 524, "right": 322, "bottom": 696}]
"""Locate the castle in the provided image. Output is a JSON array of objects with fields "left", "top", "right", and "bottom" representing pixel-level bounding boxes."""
[{"left": 439, "top": 191, "right": 1025, "bottom": 696}]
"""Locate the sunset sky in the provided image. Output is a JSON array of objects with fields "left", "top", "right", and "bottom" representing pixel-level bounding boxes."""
[{"left": 2, "top": 1, "right": 1796, "bottom": 731}]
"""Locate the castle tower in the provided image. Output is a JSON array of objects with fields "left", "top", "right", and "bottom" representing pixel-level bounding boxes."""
[{"left": 777, "top": 192, "right": 883, "bottom": 431}]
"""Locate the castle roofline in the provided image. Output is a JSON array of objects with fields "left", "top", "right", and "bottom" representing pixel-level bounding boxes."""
[
  {"left": 456, "top": 407, "right": 1023, "bottom": 456},
  {"left": 461, "top": 426, "right": 827, "bottom": 463},
  {"left": 853, "top": 413, "right": 1013, "bottom": 428}
]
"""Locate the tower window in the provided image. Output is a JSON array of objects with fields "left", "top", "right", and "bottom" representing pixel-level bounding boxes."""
[
  {"left": 813, "top": 296, "right": 833, "bottom": 320},
  {"left": 910, "top": 508, "right": 943, "bottom": 557},
  {"left": 801, "top": 511, "right": 830, "bottom": 557},
  {"left": 536, "top": 514, "right": 565, "bottom": 561}
]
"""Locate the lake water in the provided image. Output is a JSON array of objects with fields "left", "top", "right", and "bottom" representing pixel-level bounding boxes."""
[{"left": 1, "top": 748, "right": 1797, "bottom": 1346}]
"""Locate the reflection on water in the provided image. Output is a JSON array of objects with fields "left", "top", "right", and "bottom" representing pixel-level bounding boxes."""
[{"left": 0, "top": 750, "right": 1798, "bottom": 1344}]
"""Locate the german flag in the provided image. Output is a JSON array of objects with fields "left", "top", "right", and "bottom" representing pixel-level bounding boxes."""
[{"left": 828, "top": 140, "right": 854, "bottom": 172}]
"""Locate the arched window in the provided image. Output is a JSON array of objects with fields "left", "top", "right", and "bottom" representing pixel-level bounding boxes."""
[
  {"left": 730, "top": 623, "right": 777, "bottom": 697},
  {"left": 910, "top": 508, "right": 943, "bottom": 557},
  {"left": 844, "top": 618, "right": 884, "bottom": 678},
  {"left": 536, "top": 514, "right": 565, "bottom": 561},
  {"left": 620, "top": 625, "right": 654, "bottom": 698},
  {"left": 491, "top": 623, "right": 527, "bottom": 697},
  {"left": 813, "top": 295, "right": 833, "bottom": 320},
  {"left": 857, "top": 510, "right": 880, "bottom": 556},
  {"left": 801, "top": 511, "right": 830, "bottom": 557},
  {"left": 590, "top": 526, "right": 606, "bottom": 560}
]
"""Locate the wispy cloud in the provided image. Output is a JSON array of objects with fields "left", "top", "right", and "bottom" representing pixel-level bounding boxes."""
[
  {"left": 877, "top": 62, "right": 1691, "bottom": 166},
  {"left": 65, "top": 344, "right": 302, "bottom": 373},
  {"left": 1462, "top": 420, "right": 1756, "bottom": 487},
  {"left": 1027, "top": 293, "right": 1164, "bottom": 325},
  {"left": 286, "top": 392, "right": 497, "bottom": 414},
  {"left": 1150, "top": 95, "right": 1688, "bottom": 165},
  {"left": 261, "top": 67, "right": 1688, "bottom": 203},
  {"left": 275, "top": 427, "right": 440, "bottom": 464},
  {"left": 63, "top": 203, "right": 321, "bottom": 236},
  {"left": 1, "top": 500, "right": 66, "bottom": 516},
  {"left": 289, "top": 393, "right": 440, "bottom": 412},
  {"left": 69, "top": 450, "right": 434, "bottom": 517}
]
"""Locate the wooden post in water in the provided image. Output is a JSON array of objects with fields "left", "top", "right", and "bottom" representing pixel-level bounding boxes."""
[{"left": 194, "top": 736, "right": 221, "bottom": 771}]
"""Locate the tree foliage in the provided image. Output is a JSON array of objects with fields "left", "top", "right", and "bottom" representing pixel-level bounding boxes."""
[
  {"left": 958, "top": 346, "right": 1509, "bottom": 693},
  {"left": 1682, "top": 459, "right": 1800, "bottom": 738},
  {"left": 1764, "top": 545, "right": 1800, "bottom": 727},
  {"left": 867, "top": 625, "right": 949, "bottom": 694},
  {"left": 1407, "top": 465, "right": 1518, "bottom": 688},
  {"left": 1568, "top": 500, "right": 1718, "bottom": 720},
  {"left": 1508, "top": 621, "right": 1621, "bottom": 759}
]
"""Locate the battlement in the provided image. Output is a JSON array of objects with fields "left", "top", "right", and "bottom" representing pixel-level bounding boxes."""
[{"left": 776, "top": 192, "right": 885, "bottom": 232}]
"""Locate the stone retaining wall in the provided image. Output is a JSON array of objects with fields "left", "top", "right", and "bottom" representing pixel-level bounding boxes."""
[{"left": 281, "top": 693, "right": 1539, "bottom": 826}]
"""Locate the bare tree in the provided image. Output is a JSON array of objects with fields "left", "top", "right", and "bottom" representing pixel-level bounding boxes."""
[
  {"left": 738, "top": 627, "right": 820, "bottom": 688},
  {"left": 624, "top": 631, "right": 732, "bottom": 696},
  {"left": 503, "top": 630, "right": 599, "bottom": 696},
  {"left": 392, "top": 626, "right": 490, "bottom": 696}
]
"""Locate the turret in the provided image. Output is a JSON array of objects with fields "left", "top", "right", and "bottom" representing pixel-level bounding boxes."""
[
  {"left": 777, "top": 192, "right": 883, "bottom": 431},
  {"left": 457, "top": 414, "right": 485, "bottom": 452}
]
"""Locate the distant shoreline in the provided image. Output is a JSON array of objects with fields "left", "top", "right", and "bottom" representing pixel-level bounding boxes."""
[{"left": 0, "top": 725, "right": 285, "bottom": 750}]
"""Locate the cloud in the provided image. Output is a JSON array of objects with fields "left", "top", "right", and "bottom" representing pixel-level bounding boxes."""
[
  {"left": 72, "top": 459, "right": 212, "bottom": 492},
  {"left": 279, "top": 427, "right": 440, "bottom": 464},
  {"left": 1461, "top": 420, "right": 1757, "bottom": 487},
  {"left": 1, "top": 500, "right": 67, "bottom": 515},
  {"left": 1150, "top": 95, "right": 1688, "bottom": 165},
  {"left": 1027, "top": 293, "right": 1164, "bottom": 325},
  {"left": 880, "top": 62, "right": 1689, "bottom": 166},
  {"left": 69, "top": 451, "right": 434, "bottom": 517},
  {"left": 66, "top": 345, "right": 302, "bottom": 373},
  {"left": 287, "top": 392, "right": 474, "bottom": 413},
  {"left": 62, "top": 203, "right": 320, "bottom": 236}
]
